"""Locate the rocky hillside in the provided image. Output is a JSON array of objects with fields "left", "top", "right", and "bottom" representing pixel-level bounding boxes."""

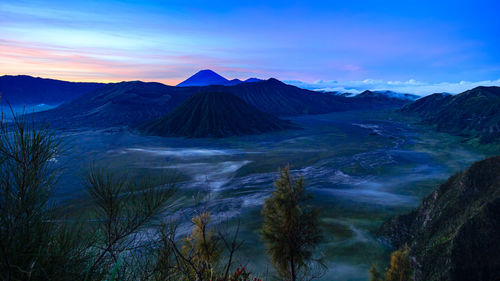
[
  {"left": 136, "top": 92, "right": 295, "bottom": 138},
  {"left": 401, "top": 86, "right": 500, "bottom": 144},
  {"left": 379, "top": 156, "right": 500, "bottom": 281}
]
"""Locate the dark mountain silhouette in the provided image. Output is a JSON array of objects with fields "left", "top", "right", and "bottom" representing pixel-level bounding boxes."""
[
  {"left": 356, "top": 90, "right": 419, "bottom": 101},
  {"left": 33, "top": 78, "right": 410, "bottom": 129},
  {"left": 0, "top": 75, "right": 104, "bottom": 105},
  {"left": 352, "top": 90, "right": 416, "bottom": 108},
  {"left": 200, "top": 78, "right": 355, "bottom": 115},
  {"left": 379, "top": 156, "right": 500, "bottom": 281},
  {"left": 401, "top": 86, "right": 500, "bottom": 144},
  {"left": 33, "top": 81, "right": 190, "bottom": 128},
  {"left": 177, "top": 69, "right": 230, "bottom": 87},
  {"left": 226, "top": 79, "right": 243, "bottom": 85},
  {"left": 400, "top": 93, "right": 451, "bottom": 118},
  {"left": 176, "top": 69, "right": 264, "bottom": 87},
  {"left": 245, "top": 78, "right": 262, "bottom": 83},
  {"left": 137, "top": 92, "right": 295, "bottom": 138}
]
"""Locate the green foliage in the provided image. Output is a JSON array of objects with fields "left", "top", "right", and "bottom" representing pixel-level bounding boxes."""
[
  {"left": 384, "top": 244, "right": 413, "bottom": 281},
  {"left": 83, "top": 166, "right": 177, "bottom": 280},
  {"left": 0, "top": 109, "right": 93, "bottom": 281},
  {"left": 370, "top": 265, "right": 383, "bottom": 281},
  {"left": 261, "top": 166, "right": 324, "bottom": 281},
  {"left": 380, "top": 156, "right": 500, "bottom": 281},
  {"left": 154, "top": 203, "right": 253, "bottom": 281},
  {"left": 176, "top": 211, "right": 222, "bottom": 280},
  {"left": 0, "top": 109, "right": 180, "bottom": 281},
  {"left": 369, "top": 244, "right": 413, "bottom": 281},
  {"left": 1, "top": 109, "right": 333, "bottom": 281}
]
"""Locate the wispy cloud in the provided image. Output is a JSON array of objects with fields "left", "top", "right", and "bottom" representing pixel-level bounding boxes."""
[
  {"left": 0, "top": 0, "right": 499, "bottom": 84},
  {"left": 285, "top": 78, "right": 500, "bottom": 96}
]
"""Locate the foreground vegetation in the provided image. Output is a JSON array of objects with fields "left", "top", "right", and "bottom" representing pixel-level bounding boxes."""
[{"left": 0, "top": 113, "right": 419, "bottom": 281}]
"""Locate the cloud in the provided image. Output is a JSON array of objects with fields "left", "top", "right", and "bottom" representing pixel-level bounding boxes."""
[{"left": 285, "top": 78, "right": 500, "bottom": 96}]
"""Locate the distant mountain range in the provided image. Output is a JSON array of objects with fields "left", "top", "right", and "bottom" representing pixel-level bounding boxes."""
[
  {"left": 379, "top": 156, "right": 500, "bottom": 281},
  {"left": 32, "top": 76, "right": 413, "bottom": 129},
  {"left": 351, "top": 90, "right": 419, "bottom": 109},
  {"left": 1, "top": 71, "right": 416, "bottom": 112},
  {"left": 0, "top": 75, "right": 104, "bottom": 105},
  {"left": 401, "top": 86, "right": 500, "bottom": 144},
  {"left": 33, "top": 81, "right": 188, "bottom": 128},
  {"left": 137, "top": 92, "right": 295, "bottom": 138},
  {"left": 356, "top": 90, "right": 419, "bottom": 101},
  {"left": 332, "top": 90, "right": 419, "bottom": 101},
  {"left": 176, "top": 69, "right": 262, "bottom": 87}
]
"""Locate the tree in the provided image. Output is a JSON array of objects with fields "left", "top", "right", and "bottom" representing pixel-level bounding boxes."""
[
  {"left": 261, "top": 166, "right": 324, "bottom": 281},
  {"left": 0, "top": 109, "right": 92, "bottom": 281},
  {"left": 83, "top": 167, "right": 177, "bottom": 280},
  {"left": 370, "top": 264, "right": 383, "bottom": 281},
  {"left": 369, "top": 244, "right": 414, "bottom": 281},
  {"left": 159, "top": 205, "right": 246, "bottom": 281},
  {"left": 384, "top": 244, "right": 413, "bottom": 281}
]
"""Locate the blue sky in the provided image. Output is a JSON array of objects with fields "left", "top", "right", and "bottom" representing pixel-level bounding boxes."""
[{"left": 1, "top": 0, "right": 499, "bottom": 93}]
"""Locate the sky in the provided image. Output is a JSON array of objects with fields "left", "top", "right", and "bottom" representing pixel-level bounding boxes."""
[{"left": 1, "top": 0, "right": 500, "bottom": 94}]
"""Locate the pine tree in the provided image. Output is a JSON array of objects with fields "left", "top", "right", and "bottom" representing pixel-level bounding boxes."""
[
  {"left": 369, "top": 244, "right": 414, "bottom": 281},
  {"left": 180, "top": 211, "right": 221, "bottom": 280},
  {"left": 370, "top": 264, "right": 383, "bottom": 281},
  {"left": 261, "top": 166, "right": 324, "bottom": 281},
  {"left": 384, "top": 244, "right": 413, "bottom": 281}
]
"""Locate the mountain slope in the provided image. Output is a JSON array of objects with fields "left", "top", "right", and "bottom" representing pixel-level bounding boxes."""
[
  {"left": 356, "top": 90, "right": 419, "bottom": 101},
  {"left": 177, "top": 69, "right": 229, "bottom": 87},
  {"left": 33, "top": 78, "right": 410, "bottom": 129},
  {"left": 0, "top": 75, "right": 104, "bottom": 105},
  {"left": 401, "top": 86, "right": 500, "bottom": 144},
  {"left": 33, "top": 81, "right": 190, "bottom": 128},
  {"left": 200, "top": 78, "right": 355, "bottom": 115},
  {"left": 352, "top": 90, "right": 417, "bottom": 108},
  {"left": 400, "top": 93, "right": 451, "bottom": 118},
  {"left": 137, "top": 92, "right": 295, "bottom": 138},
  {"left": 379, "top": 156, "right": 500, "bottom": 281},
  {"left": 244, "top": 78, "right": 262, "bottom": 83}
]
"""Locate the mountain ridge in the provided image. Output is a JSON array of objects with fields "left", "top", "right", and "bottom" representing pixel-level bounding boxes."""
[
  {"left": 136, "top": 91, "right": 295, "bottom": 138},
  {"left": 177, "top": 69, "right": 229, "bottom": 87},
  {"left": 401, "top": 86, "right": 500, "bottom": 144},
  {"left": 379, "top": 156, "right": 500, "bottom": 281},
  {"left": 176, "top": 69, "right": 263, "bottom": 87},
  {"left": 32, "top": 78, "right": 417, "bottom": 128},
  {"left": 0, "top": 75, "right": 105, "bottom": 105}
]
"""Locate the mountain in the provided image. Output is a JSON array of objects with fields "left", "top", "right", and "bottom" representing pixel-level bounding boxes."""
[
  {"left": 352, "top": 90, "right": 417, "bottom": 108},
  {"left": 177, "top": 69, "right": 230, "bottom": 87},
  {"left": 244, "top": 78, "right": 262, "bottom": 83},
  {"left": 32, "top": 78, "right": 409, "bottom": 129},
  {"left": 177, "top": 70, "right": 263, "bottom": 87},
  {"left": 201, "top": 78, "right": 355, "bottom": 115},
  {"left": 33, "top": 81, "right": 190, "bottom": 128},
  {"left": 362, "top": 90, "right": 419, "bottom": 101},
  {"left": 136, "top": 92, "right": 295, "bottom": 138},
  {"left": 379, "top": 156, "right": 500, "bottom": 281},
  {"left": 401, "top": 86, "right": 500, "bottom": 144},
  {"left": 225, "top": 79, "right": 243, "bottom": 86},
  {"left": 400, "top": 93, "right": 451, "bottom": 118},
  {"left": 0, "top": 75, "right": 104, "bottom": 105}
]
